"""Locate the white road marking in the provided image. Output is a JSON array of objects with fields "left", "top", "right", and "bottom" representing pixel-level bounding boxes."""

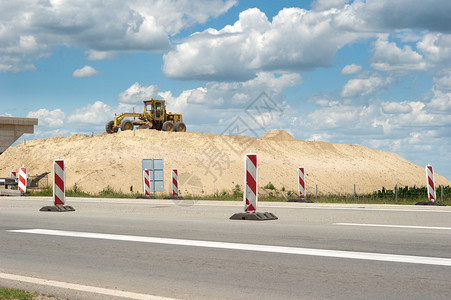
[
  {"left": 335, "top": 223, "right": 451, "bottom": 231},
  {"left": 9, "top": 229, "right": 451, "bottom": 267},
  {"left": 0, "top": 272, "right": 177, "bottom": 300}
]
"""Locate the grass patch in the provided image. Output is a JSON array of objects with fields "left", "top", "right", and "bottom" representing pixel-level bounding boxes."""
[
  {"left": 0, "top": 287, "right": 38, "bottom": 300},
  {"left": 27, "top": 184, "right": 451, "bottom": 206}
]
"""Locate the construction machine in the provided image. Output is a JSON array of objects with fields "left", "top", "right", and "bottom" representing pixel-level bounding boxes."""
[{"left": 105, "top": 99, "right": 186, "bottom": 133}]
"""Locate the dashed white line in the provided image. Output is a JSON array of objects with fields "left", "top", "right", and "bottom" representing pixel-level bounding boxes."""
[
  {"left": 9, "top": 229, "right": 451, "bottom": 267},
  {"left": 335, "top": 223, "right": 451, "bottom": 231},
  {"left": 0, "top": 272, "right": 177, "bottom": 300}
]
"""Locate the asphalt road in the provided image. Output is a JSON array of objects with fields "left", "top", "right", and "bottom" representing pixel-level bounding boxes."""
[{"left": 1, "top": 197, "right": 451, "bottom": 299}]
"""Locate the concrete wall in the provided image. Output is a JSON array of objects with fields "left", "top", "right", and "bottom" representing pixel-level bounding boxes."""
[{"left": 0, "top": 117, "right": 38, "bottom": 153}]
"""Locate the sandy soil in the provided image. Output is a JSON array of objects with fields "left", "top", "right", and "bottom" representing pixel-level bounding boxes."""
[{"left": 0, "top": 130, "right": 449, "bottom": 196}]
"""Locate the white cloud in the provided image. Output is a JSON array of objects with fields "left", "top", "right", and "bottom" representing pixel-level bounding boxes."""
[
  {"left": 117, "top": 82, "right": 160, "bottom": 104},
  {"left": 312, "top": 0, "right": 350, "bottom": 11},
  {"left": 341, "top": 75, "right": 392, "bottom": 98},
  {"left": 427, "top": 73, "right": 451, "bottom": 113},
  {"left": 72, "top": 65, "right": 100, "bottom": 78},
  {"left": 428, "top": 90, "right": 451, "bottom": 113},
  {"left": 112, "top": 72, "right": 301, "bottom": 132},
  {"left": 85, "top": 50, "right": 118, "bottom": 60},
  {"left": 163, "top": 7, "right": 360, "bottom": 81},
  {"left": 337, "top": 0, "right": 451, "bottom": 33},
  {"left": 27, "top": 108, "right": 65, "bottom": 127},
  {"left": 417, "top": 33, "right": 451, "bottom": 67},
  {"left": 0, "top": 0, "right": 236, "bottom": 72},
  {"left": 341, "top": 64, "right": 362, "bottom": 75},
  {"left": 300, "top": 95, "right": 450, "bottom": 160},
  {"left": 162, "top": 0, "right": 451, "bottom": 81},
  {"left": 371, "top": 36, "right": 427, "bottom": 71},
  {"left": 433, "top": 72, "right": 451, "bottom": 91},
  {"left": 381, "top": 101, "right": 413, "bottom": 114},
  {"left": 67, "top": 101, "right": 113, "bottom": 124}
]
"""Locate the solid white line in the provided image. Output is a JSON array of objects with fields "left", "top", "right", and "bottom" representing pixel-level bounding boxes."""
[
  {"left": 335, "top": 223, "right": 451, "bottom": 231},
  {"left": 9, "top": 229, "right": 451, "bottom": 267},
  {"left": 0, "top": 272, "right": 176, "bottom": 300}
]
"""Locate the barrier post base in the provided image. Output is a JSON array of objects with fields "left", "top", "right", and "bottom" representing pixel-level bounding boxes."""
[
  {"left": 136, "top": 195, "right": 156, "bottom": 199},
  {"left": 230, "top": 212, "right": 278, "bottom": 221},
  {"left": 415, "top": 201, "right": 446, "bottom": 206},
  {"left": 288, "top": 198, "right": 314, "bottom": 203},
  {"left": 40, "top": 205, "right": 76, "bottom": 212},
  {"left": 164, "top": 196, "right": 185, "bottom": 200}
]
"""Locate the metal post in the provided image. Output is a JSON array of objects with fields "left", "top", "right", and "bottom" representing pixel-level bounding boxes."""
[
  {"left": 316, "top": 184, "right": 318, "bottom": 202},
  {"left": 354, "top": 184, "right": 356, "bottom": 201},
  {"left": 152, "top": 160, "right": 156, "bottom": 198},
  {"left": 395, "top": 184, "right": 398, "bottom": 202}
]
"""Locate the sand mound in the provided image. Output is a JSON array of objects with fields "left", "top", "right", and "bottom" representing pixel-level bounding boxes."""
[
  {"left": 260, "top": 130, "right": 296, "bottom": 141},
  {"left": 0, "top": 130, "right": 449, "bottom": 196}
]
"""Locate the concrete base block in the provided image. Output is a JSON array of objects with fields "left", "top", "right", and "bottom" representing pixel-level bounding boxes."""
[
  {"left": 0, "top": 188, "right": 21, "bottom": 196},
  {"left": 288, "top": 198, "right": 314, "bottom": 203},
  {"left": 230, "top": 212, "right": 278, "bottom": 221},
  {"left": 415, "top": 201, "right": 446, "bottom": 206},
  {"left": 40, "top": 205, "right": 76, "bottom": 212}
]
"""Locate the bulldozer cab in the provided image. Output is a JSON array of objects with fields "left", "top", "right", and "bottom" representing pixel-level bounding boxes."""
[
  {"left": 144, "top": 99, "right": 166, "bottom": 121},
  {"left": 154, "top": 101, "right": 165, "bottom": 121}
]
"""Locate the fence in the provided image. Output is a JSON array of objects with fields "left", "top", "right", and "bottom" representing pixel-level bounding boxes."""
[{"left": 303, "top": 184, "right": 451, "bottom": 203}]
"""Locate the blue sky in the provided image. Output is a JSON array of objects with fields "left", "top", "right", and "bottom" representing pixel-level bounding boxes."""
[{"left": 1, "top": 0, "right": 450, "bottom": 179}]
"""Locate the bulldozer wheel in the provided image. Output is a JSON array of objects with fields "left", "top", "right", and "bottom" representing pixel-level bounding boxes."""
[
  {"left": 105, "top": 120, "right": 118, "bottom": 134},
  {"left": 120, "top": 119, "right": 134, "bottom": 131},
  {"left": 174, "top": 121, "right": 186, "bottom": 132},
  {"left": 162, "top": 121, "right": 174, "bottom": 132}
]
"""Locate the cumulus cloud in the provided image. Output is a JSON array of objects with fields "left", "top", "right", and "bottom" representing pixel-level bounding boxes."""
[
  {"left": 381, "top": 101, "right": 413, "bottom": 114},
  {"left": 312, "top": 0, "right": 350, "bottom": 11},
  {"left": 341, "top": 75, "right": 392, "bottom": 98},
  {"left": 27, "top": 108, "right": 65, "bottom": 127},
  {"left": 0, "top": 0, "right": 236, "bottom": 72},
  {"left": 301, "top": 95, "right": 450, "bottom": 152},
  {"left": 341, "top": 64, "right": 362, "bottom": 75},
  {"left": 117, "top": 82, "right": 160, "bottom": 104},
  {"left": 371, "top": 36, "right": 427, "bottom": 71},
  {"left": 163, "top": 0, "right": 451, "bottom": 81},
  {"left": 72, "top": 65, "right": 101, "bottom": 78},
  {"left": 163, "top": 7, "right": 360, "bottom": 81},
  {"left": 417, "top": 33, "right": 451, "bottom": 65},
  {"left": 67, "top": 101, "right": 113, "bottom": 124},
  {"left": 338, "top": 0, "right": 451, "bottom": 33}
]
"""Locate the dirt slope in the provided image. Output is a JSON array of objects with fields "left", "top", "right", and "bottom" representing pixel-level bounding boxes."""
[{"left": 0, "top": 130, "right": 449, "bottom": 196}]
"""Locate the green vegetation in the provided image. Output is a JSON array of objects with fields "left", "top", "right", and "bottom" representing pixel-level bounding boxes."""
[
  {"left": 0, "top": 287, "right": 38, "bottom": 300},
  {"left": 27, "top": 184, "right": 451, "bottom": 205},
  {"left": 28, "top": 185, "right": 141, "bottom": 199},
  {"left": 263, "top": 182, "right": 276, "bottom": 190}
]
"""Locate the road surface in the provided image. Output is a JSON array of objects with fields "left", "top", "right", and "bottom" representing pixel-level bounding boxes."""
[{"left": 1, "top": 197, "right": 451, "bottom": 299}]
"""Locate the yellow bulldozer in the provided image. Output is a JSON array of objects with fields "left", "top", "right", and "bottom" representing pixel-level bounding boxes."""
[{"left": 105, "top": 99, "right": 186, "bottom": 133}]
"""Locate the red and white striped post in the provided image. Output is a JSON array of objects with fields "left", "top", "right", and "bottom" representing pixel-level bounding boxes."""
[
  {"left": 230, "top": 150, "right": 277, "bottom": 220},
  {"left": 53, "top": 159, "right": 65, "bottom": 205},
  {"left": 244, "top": 151, "right": 258, "bottom": 212},
  {"left": 172, "top": 168, "right": 178, "bottom": 196},
  {"left": 18, "top": 166, "right": 27, "bottom": 193},
  {"left": 298, "top": 166, "right": 305, "bottom": 199},
  {"left": 426, "top": 164, "right": 436, "bottom": 202},
  {"left": 143, "top": 169, "right": 151, "bottom": 196},
  {"left": 10, "top": 171, "right": 17, "bottom": 180}
]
